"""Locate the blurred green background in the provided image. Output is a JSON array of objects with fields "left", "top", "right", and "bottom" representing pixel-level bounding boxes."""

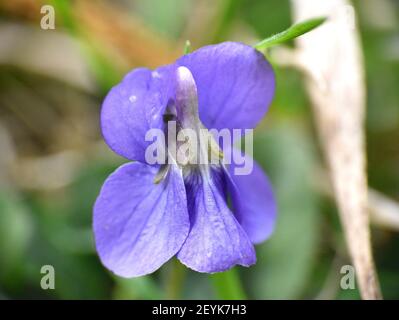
[{"left": 0, "top": 0, "right": 398, "bottom": 299}]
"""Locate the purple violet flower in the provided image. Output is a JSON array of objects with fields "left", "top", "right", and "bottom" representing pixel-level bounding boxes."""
[{"left": 94, "top": 42, "right": 277, "bottom": 277}]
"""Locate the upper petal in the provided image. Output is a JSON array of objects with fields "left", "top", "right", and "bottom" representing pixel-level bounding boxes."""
[
  {"left": 177, "top": 169, "right": 256, "bottom": 273},
  {"left": 93, "top": 162, "right": 189, "bottom": 277},
  {"left": 227, "top": 150, "right": 277, "bottom": 244},
  {"left": 101, "top": 66, "right": 174, "bottom": 162},
  {"left": 177, "top": 42, "right": 275, "bottom": 133}
]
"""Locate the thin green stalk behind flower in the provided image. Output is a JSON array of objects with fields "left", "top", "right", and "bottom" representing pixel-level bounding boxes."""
[
  {"left": 183, "top": 40, "right": 191, "bottom": 55},
  {"left": 166, "top": 259, "right": 186, "bottom": 299},
  {"left": 254, "top": 17, "right": 327, "bottom": 51},
  {"left": 210, "top": 269, "right": 247, "bottom": 300}
]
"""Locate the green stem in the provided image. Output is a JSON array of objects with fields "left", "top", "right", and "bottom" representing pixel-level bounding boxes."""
[
  {"left": 254, "top": 17, "right": 327, "bottom": 51},
  {"left": 183, "top": 40, "right": 191, "bottom": 55},
  {"left": 166, "top": 259, "right": 187, "bottom": 299},
  {"left": 210, "top": 268, "right": 247, "bottom": 300}
]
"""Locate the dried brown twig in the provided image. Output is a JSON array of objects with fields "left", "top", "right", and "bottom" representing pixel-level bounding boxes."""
[{"left": 287, "top": 0, "right": 382, "bottom": 299}]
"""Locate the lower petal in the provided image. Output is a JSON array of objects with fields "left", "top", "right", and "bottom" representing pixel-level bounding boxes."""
[
  {"left": 177, "top": 169, "right": 255, "bottom": 273},
  {"left": 93, "top": 162, "right": 189, "bottom": 277}
]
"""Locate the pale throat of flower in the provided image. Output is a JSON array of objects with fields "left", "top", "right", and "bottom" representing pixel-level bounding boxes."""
[{"left": 154, "top": 66, "right": 224, "bottom": 184}]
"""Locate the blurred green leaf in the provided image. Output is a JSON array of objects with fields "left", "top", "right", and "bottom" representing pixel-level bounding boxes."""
[
  {"left": 22, "top": 195, "right": 112, "bottom": 299},
  {"left": 0, "top": 191, "right": 33, "bottom": 284},
  {"left": 50, "top": 0, "right": 78, "bottom": 33},
  {"left": 81, "top": 42, "right": 123, "bottom": 93},
  {"left": 51, "top": 0, "right": 122, "bottom": 92},
  {"left": 135, "top": 0, "right": 191, "bottom": 39},
  {"left": 244, "top": 122, "right": 321, "bottom": 299},
  {"left": 50, "top": 227, "right": 94, "bottom": 254},
  {"left": 211, "top": 0, "right": 243, "bottom": 42},
  {"left": 241, "top": 0, "right": 292, "bottom": 41},
  {"left": 254, "top": 17, "right": 326, "bottom": 51}
]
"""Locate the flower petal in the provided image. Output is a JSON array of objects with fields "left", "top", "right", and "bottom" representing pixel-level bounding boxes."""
[
  {"left": 93, "top": 162, "right": 189, "bottom": 277},
  {"left": 177, "top": 42, "right": 275, "bottom": 132},
  {"left": 227, "top": 150, "right": 277, "bottom": 244},
  {"left": 101, "top": 66, "right": 173, "bottom": 162},
  {"left": 177, "top": 169, "right": 256, "bottom": 273}
]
